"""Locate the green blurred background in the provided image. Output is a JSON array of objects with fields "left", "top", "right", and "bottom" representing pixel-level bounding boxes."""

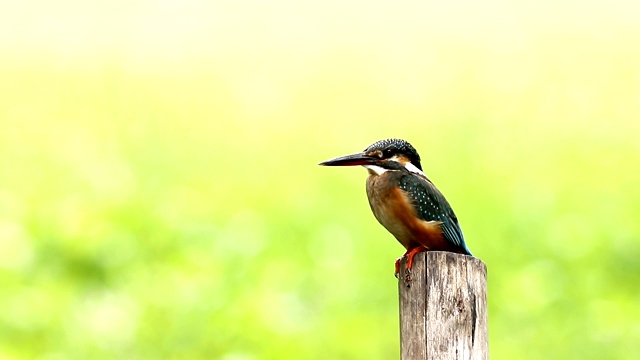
[{"left": 1, "top": 1, "right": 639, "bottom": 359}]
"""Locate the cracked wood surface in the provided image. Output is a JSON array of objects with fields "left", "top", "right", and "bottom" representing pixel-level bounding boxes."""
[{"left": 398, "top": 252, "right": 488, "bottom": 360}]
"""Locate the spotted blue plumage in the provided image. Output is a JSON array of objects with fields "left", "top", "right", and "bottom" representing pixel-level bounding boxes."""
[{"left": 398, "top": 174, "right": 472, "bottom": 255}]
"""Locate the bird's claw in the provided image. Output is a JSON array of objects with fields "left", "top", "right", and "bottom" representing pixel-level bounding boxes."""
[{"left": 394, "top": 246, "right": 427, "bottom": 282}]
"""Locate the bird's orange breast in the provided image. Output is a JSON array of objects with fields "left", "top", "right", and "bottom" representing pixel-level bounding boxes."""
[{"left": 366, "top": 173, "right": 450, "bottom": 251}]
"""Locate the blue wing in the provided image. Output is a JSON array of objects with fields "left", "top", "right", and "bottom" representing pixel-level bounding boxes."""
[{"left": 398, "top": 174, "right": 472, "bottom": 255}]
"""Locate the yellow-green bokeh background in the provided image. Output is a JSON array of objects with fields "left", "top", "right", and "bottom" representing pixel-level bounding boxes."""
[{"left": 1, "top": 1, "right": 639, "bottom": 359}]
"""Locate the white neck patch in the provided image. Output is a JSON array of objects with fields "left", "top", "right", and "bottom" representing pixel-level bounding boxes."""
[
  {"left": 364, "top": 162, "right": 426, "bottom": 177},
  {"left": 404, "top": 162, "right": 427, "bottom": 177},
  {"left": 363, "top": 165, "right": 388, "bottom": 175},
  {"left": 389, "top": 155, "right": 427, "bottom": 177}
]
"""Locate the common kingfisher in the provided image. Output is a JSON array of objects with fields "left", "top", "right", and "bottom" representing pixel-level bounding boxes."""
[{"left": 319, "top": 138, "right": 472, "bottom": 275}]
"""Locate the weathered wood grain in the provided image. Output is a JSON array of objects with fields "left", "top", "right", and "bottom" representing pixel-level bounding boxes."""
[{"left": 398, "top": 251, "right": 488, "bottom": 360}]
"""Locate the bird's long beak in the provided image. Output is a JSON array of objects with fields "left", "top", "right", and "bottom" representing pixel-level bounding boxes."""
[{"left": 319, "top": 152, "right": 377, "bottom": 166}]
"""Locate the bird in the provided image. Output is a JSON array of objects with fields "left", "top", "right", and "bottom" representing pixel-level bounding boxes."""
[{"left": 319, "top": 138, "right": 472, "bottom": 275}]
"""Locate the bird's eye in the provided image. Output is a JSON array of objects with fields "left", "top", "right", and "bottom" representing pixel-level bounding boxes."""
[{"left": 383, "top": 148, "right": 394, "bottom": 158}]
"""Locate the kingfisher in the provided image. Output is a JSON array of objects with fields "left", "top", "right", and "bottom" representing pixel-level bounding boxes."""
[{"left": 319, "top": 138, "right": 472, "bottom": 275}]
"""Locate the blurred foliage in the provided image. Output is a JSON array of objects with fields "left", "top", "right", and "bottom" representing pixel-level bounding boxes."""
[{"left": 1, "top": 1, "right": 639, "bottom": 359}]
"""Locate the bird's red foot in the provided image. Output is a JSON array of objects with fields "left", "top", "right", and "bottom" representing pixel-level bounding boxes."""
[
  {"left": 394, "top": 257, "right": 402, "bottom": 278},
  {"left": 406, "top": 246, "right": 427, "bottom": 270},
  {"left": 394, "top": 246, "right": 427, "bottom": 278}
]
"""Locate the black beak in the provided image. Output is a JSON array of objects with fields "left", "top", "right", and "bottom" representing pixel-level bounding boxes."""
[{"left": 319, "top": 152, "right": 377, "bottom": 166}]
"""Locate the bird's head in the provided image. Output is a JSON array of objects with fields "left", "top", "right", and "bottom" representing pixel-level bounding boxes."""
[{"left": 319, "top": 138, "right": 424, "bottom": 176}]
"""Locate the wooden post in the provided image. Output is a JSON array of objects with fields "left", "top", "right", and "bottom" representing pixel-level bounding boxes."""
[{"left": 398, "top": 251, "right": 488, "bottom": 360}]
